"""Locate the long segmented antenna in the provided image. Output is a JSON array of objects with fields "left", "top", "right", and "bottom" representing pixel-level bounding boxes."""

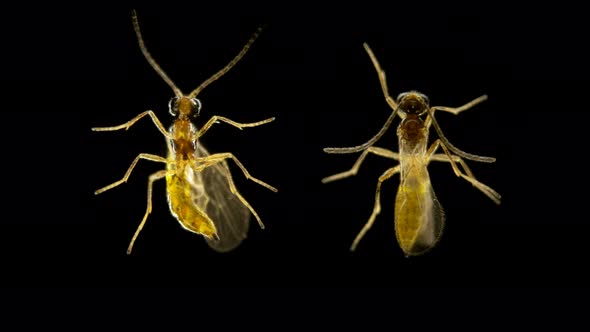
[
  {"left": 323, "top": 108, "right": 398, "bottom": 154},
  {"left": 132, "top": 10, "right": 184, "bottom": 98},
  {"left": 426, "top": 107, "right": 496, "bottom": 162},
  {"left": 324, "top": 43, "right": 400, "bottom": 154},
  {"left": 188, "top": 27, "right": 263, "bottom": 98}
]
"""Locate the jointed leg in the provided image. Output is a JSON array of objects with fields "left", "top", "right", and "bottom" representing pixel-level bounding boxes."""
[
  {"left": 323, "top": 44, "right": 400, "bottom": 155},
  {"left": 426, "top": 140, "right": 468, "bottom": 178},
  {"left": 429, "top": 153, "right": 475, "bottom": 179},
  {"left": 92, "top": 110, "right": 171, "bottom": 139},
  {"left": 363, "top": 43, "right": 398, "bottom": 111},
  {"left": 428, "top": 139, "right": 501, "bottom": 204},
  {"left": 431, "top": 95, "right": 488, "bottom": 115},
  {"left": 197, "top": 115, "right": 275, "bottom": 139},
  {"left": 425, "top": 95, "right": 488, "bottom": 128},
  {"left": 322, "top": 146, "right": 398, "bottom": 183},
  {"left": 95, "top": 153, "right": 168, "bottom": 194},
  {"left": 223, "top": 165, "right": 265, "bottom": 229},
  {"left": 351, "top": 165, "right": 400, "bottom": 251},
  {"left": 127, "top": 170, "right": 168, "bottom": 255},
  {"left": 195, "top": 153, "right": 277, "bottom": 192}
]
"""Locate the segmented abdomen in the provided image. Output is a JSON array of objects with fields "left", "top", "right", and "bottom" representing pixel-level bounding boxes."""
[
  {"left": 166, "top": 160, "right": 217, "bottom": 239},
  {"left": 394, "top": 168, "right": 444, "bottom": 256}
]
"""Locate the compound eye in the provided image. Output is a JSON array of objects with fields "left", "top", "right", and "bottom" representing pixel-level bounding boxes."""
[
  {"left": 191, "top": 98, "right": 202, "bottom": 117},
  {"left": 168, "top": 97, "right": 179, "bottom": 116},
  {"left": 418, "top": 93, "right": 429, "bottom": 105}
]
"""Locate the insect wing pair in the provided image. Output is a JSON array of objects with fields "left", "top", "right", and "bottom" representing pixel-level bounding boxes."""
[
  {"left": 323, "top": 44, "right": 501, "bottom": 256},
  {"left": 94, "top": 12, "right": 500, "bottom": 256},
  {"left": 93, "top": 12, "right": 276, "bottom": 254}
]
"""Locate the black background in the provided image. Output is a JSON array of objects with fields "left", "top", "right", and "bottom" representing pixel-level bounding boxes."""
[{"left": 1, "top": 2, "right": 588, "bottom": 290}]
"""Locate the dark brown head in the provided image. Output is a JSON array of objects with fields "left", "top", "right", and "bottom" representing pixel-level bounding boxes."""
[
  {"left": 396, "top": 91, "right": 429, "bottom": 116},
  {"left": 168, "top": 96, "right": 202, "bottom": 119}
]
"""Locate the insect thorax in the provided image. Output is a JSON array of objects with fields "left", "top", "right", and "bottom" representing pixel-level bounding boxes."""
[
  {"left": 397, "top": 115, "right": 428, "bottom": 153},
  {"left": 167, "top": 120, "right": 198, "bottom": 163}
]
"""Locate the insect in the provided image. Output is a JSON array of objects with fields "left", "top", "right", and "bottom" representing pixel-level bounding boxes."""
[
  {"left": 93, "top": 11, "right": 277, "bottom": 254},
  {"left": 322, "top": 43, "right": 501, "bottom": 256}
]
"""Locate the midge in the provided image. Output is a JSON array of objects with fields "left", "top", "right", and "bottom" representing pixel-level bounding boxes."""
[
  {"left": 93, "top": 11, "right": 276, "bottom": 254},
  {"left": 323, "top": 43, "right": 501, "bottom": 256}
]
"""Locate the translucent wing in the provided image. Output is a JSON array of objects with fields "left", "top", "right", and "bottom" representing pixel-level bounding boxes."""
[
  {"left": 394, "top": 167, "right": 445, "bottom": 256},
  {"left": 414, "top": 184, "right": 445, "bottom": 254},
  {"left": 194, "top": 144, "right": 251, "bottom": 252}
]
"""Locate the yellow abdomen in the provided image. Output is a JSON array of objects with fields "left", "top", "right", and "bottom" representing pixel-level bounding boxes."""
[
  {"left": 166, "top": 161, "right": 217, "bottom": 239},
  {"left": 394, "top": 171, "right": 444, "bottom": 256}
]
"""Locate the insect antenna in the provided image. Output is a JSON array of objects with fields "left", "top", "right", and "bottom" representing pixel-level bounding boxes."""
[
  {"left": 324, "top": 42, "right": 400, "bottom": 154},
  {"left": 132, "top": 10, "right": 184, "bottom": 98},
  {"left": 323, "top": 107, "right": 398, "bottom": 154},
  {"left": 426, "top": 108, "right": 496, "bottom": 162},
  {"left": 188, "top": 26, "right": 263, "bottom": 99}
]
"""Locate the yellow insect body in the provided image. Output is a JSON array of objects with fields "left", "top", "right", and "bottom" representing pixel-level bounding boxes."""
[
  {"left": 93, "top": 11, "right": 275, "bottom": 254},
  {"left": 394, "top": 115, "right": 444, "bottom": 255},
  {"left": 323, "top": 44, "right": 500, "bottom": 256},
  {"left": 166, "top": 119, "right": 218, "bottom": 239},
  {"left": 164, "top": 114, "right": 254, "bottom": 252}
]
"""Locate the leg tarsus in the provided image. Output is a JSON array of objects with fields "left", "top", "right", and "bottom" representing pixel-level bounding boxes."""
[
  {"left": 92, "top": 110, "right": 171, "bottom": 139},
  {"left": 126, "top": 170, "right": 168, "bottom": 255},
  {"left": 95, "top": 153, "right": 168, "bottom": 195},
  {"left": 219, "top": 164, "right": 266, "bottom": 229},
  {"left": 429, "top": 140, "right": 501, "bottom": 204},
  {"left": 322, "top": 146, "right": 398, "bottom": 184},
  {"left": 350, "top": 166, "right": 400, "bottom": 251},
  {"left": 193, "top": 153, "right": 276, "bottom": 229},
  {"left": 197, "top": 115, "right": 275, "bottom": 139},
  {"left": 430, "top": 95, "right": 488, "bottom": 115},
  {"left": 195, "top": 153, "right": 277, "bottom": 192}
]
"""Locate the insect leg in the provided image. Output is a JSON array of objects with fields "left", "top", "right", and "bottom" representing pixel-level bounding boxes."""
[
  {"left": 194, "top": 159, "right": 266, "bottom": 229},
  {"left": 429, "top": 153, "right": 475, "bottom": 179},
  {"left": 429, "top": 95, "right": 488, "bottom": 117},
  {"left": 197, "top": 115, "right": 275, "bottom": 139},
  {"left": 127, "top": 170, "right": 169, "bottom": 255},
  {"left": 323, "top": 43, "right": 400, "bottom": 155},
  {"left": 92, "top": 110, "right": 172, "bottom": 139},
  {"left": 195, "top": 153, "right": 277, "bottom": 192},
  {"left": 322, "top": 146, "right": 398, "bottom": 183},
  {"left": 429, "top": 140, "right": 501, "bottom": 204},
  {"left": 95, "top": 153, "right": 168, "bottom": 194},
  {"left": 351, "top": 165, "right": 400, "bottom": 251},
  {"left": 422, "top": 94, "right": 495, "bottom": 163},
  {"left": 363, "top": 43, "right": 398, "bottom": 111}
]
